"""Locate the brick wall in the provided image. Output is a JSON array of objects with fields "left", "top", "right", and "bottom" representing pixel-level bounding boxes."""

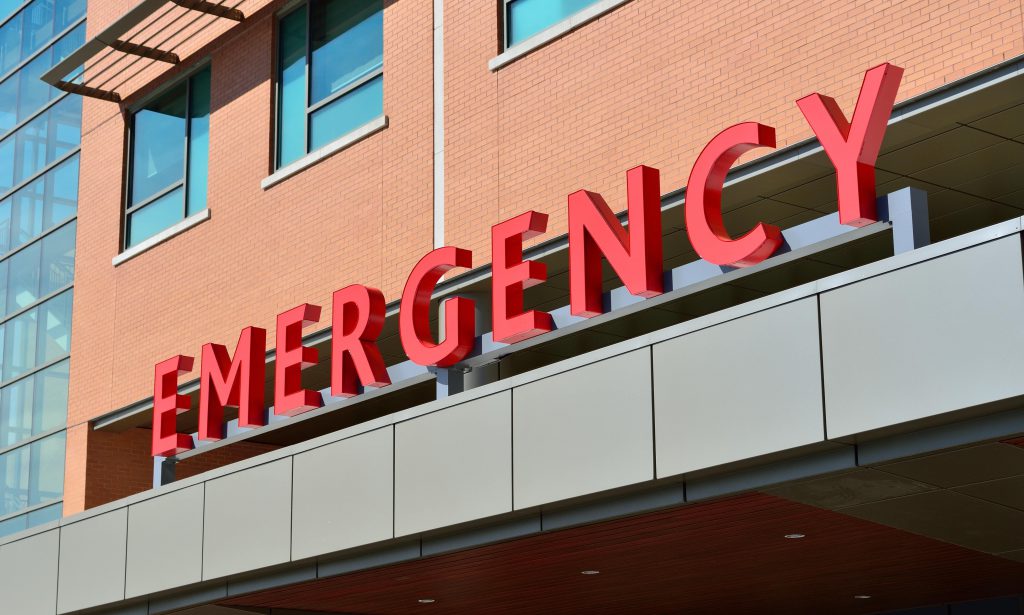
[{"left": 65, "top": 0, "right": 1024, "bottom": 514}]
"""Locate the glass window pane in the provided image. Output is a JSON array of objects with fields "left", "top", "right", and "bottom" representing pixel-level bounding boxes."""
[
  {"left": 39, "top": 220, "right": 74, "bottom": 296},
  {"left": 44, "top": 153, "right": 77, "bottom": 226},
  {"left": 0, "top": 359, "right": 67, "bottom": 448},
  {"left": 36, "top": 289, "right": 71, "bottom": 364},
  {"left": 0, "top": 197, "right": 11, "bottom": 253},
  {"left": 507, "top": 0, "right": 598, "bottom": 46},
  {"left": 3, "top": 304, "right": 36, "bottom": 380},
  {"left": 0, "top": 75, "right": 16, "bottom": 135},
  {"left": 55, "top": 0, "right": 85, "bottom": 31},
  {"left": 126, "top": 186, "right": 183, "bottom": 247},
  {"left": 20, "top": 0, "right": 54, "bottom": 59},
  {"left": 0, "top": 137, "right": 12, "bottom": 194},
  {"left": 17, "top": 52, "right": 51, "bottom": 123},
  {"left": 32, "top": 358, "right": 66, "bottom": 433},
  {"left": 26, "top": 500, "right": 60, "bottom": 526},
  {"left": 0, "top": 0, "right": 23, "bottom": 23},
  {"left": 0, "top": 12, "right": 21, "bottom": 75},
  {"left": 277, "top": 6, "right": 307, "bottom": 167},
  {"left": 28, "top": 431, "right": 64, "bottom": 506},
  {"left": 309, "top": 73, "right": 382, "bottom": 150},
  {"left": 130, "top": 83, "right": 186, "bottom": 205},
  {"left": 309, "top": 0, "right": 382, "bottom": 104},
  {"left": 0, "top": 510, "right": 28, "bottom": 537},
  {"left": 0, "top": 260, "right": 7, "bottom": 316},
  {"left": 187, "top": 68, "right": 210, "bottom": 216},
  {"left": 6, "top": 240, "right": 41, "bottom": 311},
  {"left": 0, "top": 442, "right": 29, "bottom": 514},
  {"left": 0, "top": 369, "right": 33, "bottom": 447}
]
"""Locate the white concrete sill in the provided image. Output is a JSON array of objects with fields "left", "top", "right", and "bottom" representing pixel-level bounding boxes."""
[
  {"left": 112, "top": 208, "right": 211, "bottom": 267},
  {"left": 261, "top": 115, "right": 388, "bottom": 190},
  {"left": 488, "top": 0, "right": 633, "bottom": 71}
]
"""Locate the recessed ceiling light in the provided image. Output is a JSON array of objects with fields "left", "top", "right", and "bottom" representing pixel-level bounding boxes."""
[
  {"left": 581, "top": 570, "right": 600, "bottom": 575},
  {"left": 783, "top": 533, "right": 806, "bottom": 539},
  {"left": 854, "top": 595, "right": 872, "bottom": 599},
  {"left": 418, "top": 598, "right": 436, "bottom": 604}
]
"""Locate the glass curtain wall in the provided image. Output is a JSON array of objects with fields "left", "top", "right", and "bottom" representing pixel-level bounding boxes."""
[{"left": 0, "top": 0, "right": 84, "bottom": 538}]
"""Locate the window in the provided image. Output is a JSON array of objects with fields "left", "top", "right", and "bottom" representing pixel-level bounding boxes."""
[
  {"left": 276, "top": 0, "right": 383, "bottom": 168},
  {"left": 0, "top": 431, "right": 65, "bottom": 516},
  {"left": 504, "top": 0, "right": 602, "bottom": 47},
  {"left": 124, "top": 66, "right": 210, "bottom": 249},
  {"left": 0, "top": 94, "right": 82, "bottom": 195}
]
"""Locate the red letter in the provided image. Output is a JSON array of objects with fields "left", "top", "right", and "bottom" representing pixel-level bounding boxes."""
[
  {"left": 332, "top": 285, "right": 391, "bottom": 397},
  {"left": 491, "top": 211, "right": 552, "bottom": 344},
  {"left": 198, "top": 326, "right": 266, "bottom": 441},
  {"left": 400, "top": 247, "right": 474, "bottom": 367},
  {"left": 275, "top": 304, "right": 323, "bottom": 416},
  {"left": 797, "top": 63, "right": 903, "bottom": 227},
  {"left": 686, "top": 122, "right": 782, "bottom": 267},
  {"left": 569, "top": 165, "right": 662, "bottom": 317},
  {"left": 152, "top": 355, "right": 194, "bottom": 457}
]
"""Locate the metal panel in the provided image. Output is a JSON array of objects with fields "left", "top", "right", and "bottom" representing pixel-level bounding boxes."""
[
  {"left": 57, "top": 508, "right": 128, "bottom": 613},
  {"left": 125, "top": 485, "right": 204, "bottom": 598},
  {"left": 292, "top": 427, "right": 394, "bottom": 559},
  {"left": 653, "top": 298, "right": 825, "bottom": 478},
  {"left": 395, "top": 392, "right": 512, "bottom": 536},
  {"left": 202, "top": 459, "right": 292, "bottom": 580},
  {"left": 512, "top": 349, "right": 654, "bottom": 509},
  {"left": 0, "top": 529, "right": 59, "bottom": 615},
  {"left": 821, "top": 235, "right": 1024, "bottom": 438}
]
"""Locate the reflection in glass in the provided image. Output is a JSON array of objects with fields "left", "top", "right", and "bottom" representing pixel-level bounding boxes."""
[
  {"left": 186, "top": 67, "right": 210, "bottom": 216},
  {"left": 277, "top": 6, "right": 307, "bottom": 167},
  {"left": 0, "top": 95, "right": 81, "bottom": 195},
  {"left": 127, "top": 186, "right": 183, "bottom": 247},
  {"left": 309, "top": 74, "right": 382, "bottom": 150},
  {"left": 309, "top": 0, "right": 382, "bottom": 104},
  {"left": 0, "top": 359, "right": 68, "bottom": 448},
  {"left": 277, "top": 0, "right": 383, "bottom": 166},
  {"left": 506, "top": 0, "right": 599, "bottom": 46},
  {"left": 130, "top": 82, "right": 187, "bottom": 205}
]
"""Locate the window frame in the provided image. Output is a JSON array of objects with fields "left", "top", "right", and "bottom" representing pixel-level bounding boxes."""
[
  {"left": 122, "top": 61, "right": 210, "bottom": 252},
  {"left": 274, "top": 0, "right": 384, "bottom": 170}
]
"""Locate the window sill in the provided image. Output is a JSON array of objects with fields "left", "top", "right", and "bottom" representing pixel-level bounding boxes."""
[
  {"left": 488, "top": 0, "right": 633, "bottom": 71},
  {"left": 261, "top": 115, "right": 389, "bottom": 190},
  {"left": 113, "top": 209, "right": 211, "bottom": 267}
]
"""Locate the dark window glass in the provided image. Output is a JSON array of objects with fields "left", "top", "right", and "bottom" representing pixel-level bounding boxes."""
[
  {"left": 309, "top": 0, "right": 383, "bottom": 104},
  {"left": 506, "top": 0, "right": 599, "bottom": 47},
  {"left": 125, "top": 67, "right": 210, "bottom": 248},
  {"left": 276, "top": 0, "right": 383, "bottom": 167},
  {"left": 130, "top": 83, "right": 187, "bottom": 206}
]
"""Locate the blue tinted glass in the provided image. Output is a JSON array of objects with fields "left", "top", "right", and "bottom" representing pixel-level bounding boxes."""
[
  {"left": 1, "top": 95, "right": 81, "bottom": 193},
  {"left": 0, "top": 198, "right": 10, "bottom": 253},
  {"left": 187, "top": 68, "right": 210, "bottom": 216},
  {"left": 29, "top": 431, "right": 64, "bottom": 505},
  {"left": 2, "top": 306, "right": 36, "bottom": 380},
  {"left": 39, "top": 220, "right": 73, "bottom": 295},
  {"left": 3, "top": 155, "right": 77, "bottom": 253},
  {"left": 0, "top": 360, "right": 65, "bottom": 448},
  {"left": 0, "top": 12, "right": 21, "bottom": 75},
  {"left": 0, "top": 510, "right": 28, "bottom": 537},
  {"left": 27, "top": 500, "right": 61, "bottom": 526},
  {"left": 16, "top": 52, "right": 50, "bottom": 124},
  {"left": 277, "top": 6, "right": 307, "bottom": 166},
  {"left": 36, "top": 288, "right": 71, "bottom": 364},
  {"left": 0, "top": 437, "right": 29, "bottom": 514},
  {"left": 54, "top": 0, "right": 84, "bottom": 31},
  {"left": 310, "top": 0, "right": 382, "bottom": 104},
  {"left": 7, "top": 240, "right": 41, "bottom": 310},
  {"left": 507, "top": 0, "right": 598, "bottom": 46},
  {"left": 127, "top": 186, "right": 183, "bottom": 247},
  {"left": 131, "top": 83, "right": 186, "bottom": 205},
  {"left": 309, "top": 73, "right": 381, "bottom": 150},
  {"left": 20, "top": 0, "right": 53, "bottom": 59},
  {"left": 0, "top": 76, "right": 15, "bottom": 134},
  {"left": 0, "top": 0, "right": 22, "bottom": 22}
]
